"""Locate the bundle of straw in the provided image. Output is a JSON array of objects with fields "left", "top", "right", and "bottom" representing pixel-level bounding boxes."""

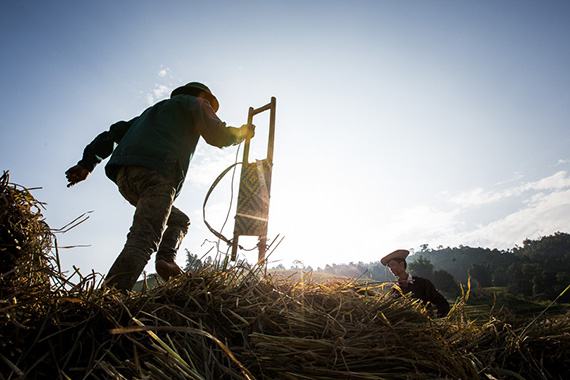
[
  {"left": 2, "top": 172, "right": 569, "bottom": 379},
  {"left": 0, "top": 171, "right": 53, "bottom": 297}
]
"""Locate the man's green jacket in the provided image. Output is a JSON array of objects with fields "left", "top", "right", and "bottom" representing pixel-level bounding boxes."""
[{"left": 77, "top": 94, "right": 242, "bottom": 197}]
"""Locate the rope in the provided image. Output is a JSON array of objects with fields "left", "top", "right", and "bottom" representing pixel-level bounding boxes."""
[
  {"left": 202, "top": 141, "right": 243, "bottom": 246},
  {"left": 219, "top": 146, "right": 242, "bottom": 235}
]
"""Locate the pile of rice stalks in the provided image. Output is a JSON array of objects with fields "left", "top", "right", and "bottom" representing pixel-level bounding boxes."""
[
  {"left": 1, "top": 172, "right": 569, "bottom": 379},
  {"left": 0, "top": 171, "right": 54, "bottom": 297}
]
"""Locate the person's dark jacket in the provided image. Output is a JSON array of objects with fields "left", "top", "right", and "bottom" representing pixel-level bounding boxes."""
[
  {"left": 390, "top": 276, "right": 450, "bottom": 317},
  {"left": 77, "top": 95, "right": 242, "bottom": 197}
]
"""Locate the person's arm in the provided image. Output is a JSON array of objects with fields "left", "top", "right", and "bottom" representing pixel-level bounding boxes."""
[
  {"left": 78, "top": 119, "right": 135, "bottom": 171},
  {"left": 66, "top": 119, "right": 135, "bottom": 187},
  {"left": 422, "top": 279, "right": 450, "bottom": 317},
  {"left": 196, "top": 99, "right": 254, "bottom": 147}
]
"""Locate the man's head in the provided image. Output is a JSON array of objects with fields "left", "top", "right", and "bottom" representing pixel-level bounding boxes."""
[
  {"left": 171, "top": 82, "right": 219, "bottom": 112},
  {"left": 387, "top": 257, "right": 407, "bottom": 278},
  {"left": 381, "top": 249, "right": 409, "bottom": 278}
]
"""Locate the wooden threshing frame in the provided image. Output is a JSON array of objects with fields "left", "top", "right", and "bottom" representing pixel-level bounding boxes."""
[{"left": 231, "top": 97, "right": 277, "bottom": 263}]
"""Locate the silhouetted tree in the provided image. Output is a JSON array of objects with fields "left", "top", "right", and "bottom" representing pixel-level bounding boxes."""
[
  {"left": 408, "top": 255, "right": 434, "bottom": 279},
  {"left": 185, "top": 249, "right": 204, "bottom": 271},
  {"left": 468, "top": 263, "right": 493, "bottom": 288},
  {"left": 432, "top": 269, "right": 460, "bottom": 296},
  {"left": 493, "top": 266, "right": 509, "bottom": 287}
]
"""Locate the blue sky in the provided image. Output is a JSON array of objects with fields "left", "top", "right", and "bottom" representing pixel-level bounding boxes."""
[{"left": 1, "top": 1, "right": 569, "bottom": 279}]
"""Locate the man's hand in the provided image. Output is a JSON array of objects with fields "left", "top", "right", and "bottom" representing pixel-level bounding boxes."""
[
  {"left": 238, "top": 123, "right": 255, "bottom": 142},
  {"left": 65, "top": 165, "right": 90, "bottom": 187}
]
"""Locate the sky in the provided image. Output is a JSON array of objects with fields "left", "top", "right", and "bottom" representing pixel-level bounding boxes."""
[{"left": 1, "top": 1, "right": 569, "bottom": 280}]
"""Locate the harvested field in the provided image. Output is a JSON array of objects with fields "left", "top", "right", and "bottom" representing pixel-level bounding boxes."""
[{"left": 1, "top": 171, "right": 569, "bottom": 379}]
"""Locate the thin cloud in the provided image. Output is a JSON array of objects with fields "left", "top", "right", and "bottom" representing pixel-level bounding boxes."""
[
  {"left": 158, "top": 67, "right": 170, "bottom": 78},
  {"left": 518, "top": 171, "right": 570, "bottom": 193},
  {"left": 153, "top": 84, "right": 170, "bottom": 98},
  {"left": 450, "top": 171, "right": 570, "bottom": 207},
  {"left": 144, "top": 68, "right": 174, "bottom": 105},
  {"left": 495, "top": 171, "right": 524, "bottom": 185},
  {"left": 146, "top": 84, "right": 171, "bottom": 105},
  {"left": 455, "top": 188, "right": 570, "bottom": 249},
  {"left": 449, "top": 187, "right": 505, "bottom": 207},
  {"left": 391, "top": 171, "right": 570, "bottom": 250}
]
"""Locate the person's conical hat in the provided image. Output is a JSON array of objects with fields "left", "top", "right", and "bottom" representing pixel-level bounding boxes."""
[{"left": 381, "top": 249, "right": 409, "bottom": 266}]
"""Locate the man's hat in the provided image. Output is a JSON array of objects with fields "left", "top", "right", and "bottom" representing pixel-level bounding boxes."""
[
  {"left": 171, "top": 82, "right": 219, "bottom": 112},
  {"left": 381, "top": 249, "right": 409, "bottom": 266}
]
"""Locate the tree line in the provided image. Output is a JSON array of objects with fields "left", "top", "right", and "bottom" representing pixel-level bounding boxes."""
[{"left": 270, "top": 232, "right": 570, "bottom": 302}]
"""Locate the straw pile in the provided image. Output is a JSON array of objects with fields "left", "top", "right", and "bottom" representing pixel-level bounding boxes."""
[
  {"left": 0, "top": 171, "right": 53, "bottom": 297},
  {"left": 1, "top": 171, "right": 569, "bottom": 379}
]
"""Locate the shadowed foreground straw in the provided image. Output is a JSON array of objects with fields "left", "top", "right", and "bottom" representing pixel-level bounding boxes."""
[{"left": 2, "top": 171, "right": 570, "bottom": 379}]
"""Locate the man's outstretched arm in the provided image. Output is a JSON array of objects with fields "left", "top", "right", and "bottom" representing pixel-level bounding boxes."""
[{"left": 65, "top": 119, "right": 135, "bottom": 187}]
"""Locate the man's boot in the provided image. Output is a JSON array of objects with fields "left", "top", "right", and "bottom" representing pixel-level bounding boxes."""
[
  {"left": 155, "top": 260, "right": 183, "bottom": 281},
  {"left": 155, "top": 228, "right": 184, "bottom": 281}
]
